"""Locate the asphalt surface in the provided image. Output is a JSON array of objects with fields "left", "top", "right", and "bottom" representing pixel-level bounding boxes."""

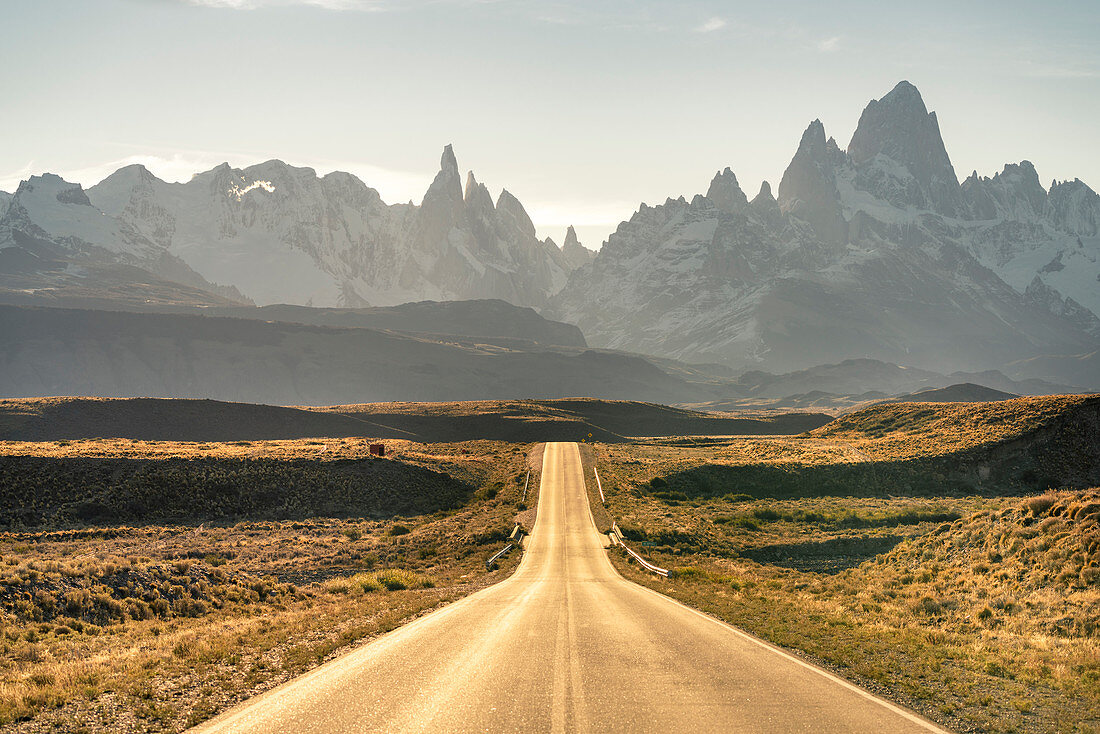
[{"left": 192, "top": 441, "right": 949, "bottom": 733}]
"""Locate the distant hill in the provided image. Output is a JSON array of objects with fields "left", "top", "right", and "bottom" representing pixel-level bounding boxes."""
[
  {"left": 201, "top": 299, "right": 586, "bottom": 347},
  {"left": 883, "top": 383, "right": 1019, "bottom": 404},
  {"left": 1006, "top": 350, "right": 1100, "bottom": 392},
  {"left": 0, "top": 305, "right": 684, "bottom": 406},
  {"left": 0, "top": 396, "right": 831, "bottom": 443},
  {"left": 810, "top": 394, "right": 1100, "bottom": 491},
  {"left": 677, "top": 358, "right": 1073, "bottom": 414},
  {"left": 0, "top": 295, "right": 587, "bottom": 349}
]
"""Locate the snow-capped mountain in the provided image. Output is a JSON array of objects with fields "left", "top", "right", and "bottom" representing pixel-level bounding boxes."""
[
  {"left": 88, "top": 145, "right": 584, "bottom": 307},
  {"left": 0, "top": 173, "right": 249, "bottom": 306},
  {"left": 551, "top": 81, "right": 1100, "bottom": 378},
  {"left": 0, "top": 146, "right": 592, "bottom": 308}
]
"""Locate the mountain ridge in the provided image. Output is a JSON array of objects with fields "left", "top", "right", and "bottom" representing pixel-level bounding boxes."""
[
  {"left": 550, "top": 81, "right": 1100, "bottom": 381},
  {"left": 0, "top": 148, "right": 596, "bottom": 310}
]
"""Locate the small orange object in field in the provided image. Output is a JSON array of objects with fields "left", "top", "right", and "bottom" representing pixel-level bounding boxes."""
[{"left": 369, "top": 443, "right": 386, "bottom": 457}]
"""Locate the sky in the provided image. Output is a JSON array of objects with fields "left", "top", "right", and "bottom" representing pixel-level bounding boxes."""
[{"left": 2, "top": 0, "right": 1098, "bottom": 249}]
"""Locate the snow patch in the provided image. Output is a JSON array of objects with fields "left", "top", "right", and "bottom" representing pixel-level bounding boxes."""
[{"left": 228, "top": 180, "right": 276, "bottom": 201}]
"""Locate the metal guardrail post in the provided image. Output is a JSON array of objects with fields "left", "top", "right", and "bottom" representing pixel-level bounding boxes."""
[
  {"left": 521, "top": 470, "right": 530, "bottom": 504},
  {"left": 594, "top": 467, "right": 605, "bottom": 504}
]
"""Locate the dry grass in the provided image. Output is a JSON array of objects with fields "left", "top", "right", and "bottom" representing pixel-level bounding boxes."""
[
  {"left": 586, "top": 396, "right": 1100, "bottom": 733},
  {"left": 0, "top": 438, "right": 536, "bottom": 732},
  {"left": 811, "top": 394, "right": 1098, "bottom": 460}
]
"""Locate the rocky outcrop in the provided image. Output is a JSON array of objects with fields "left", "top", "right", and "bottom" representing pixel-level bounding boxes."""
[{"left": 559, "top": 226, "right": 596, "bottom": 270}]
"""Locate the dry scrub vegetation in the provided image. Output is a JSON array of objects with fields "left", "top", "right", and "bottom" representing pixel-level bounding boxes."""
[
  {"left": 590, "top": 395, "right": 1100, "bottom": 733},
  {"left": 0, "top": 438, "right": 536, "bottom": 732}
]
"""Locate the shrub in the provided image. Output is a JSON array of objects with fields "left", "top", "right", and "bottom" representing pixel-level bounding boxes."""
[
  {"left": 1025, "top": 492, "right": 1060, "bottom": 516},
  {"left": 350, "top": 574, "right": 381, "bottom": 593},
  {"left": 669, "top": 566, "right": 708, "bottom": 581},
  {"left": 376, "top": 569, "right": 432, "bottom": 591}
]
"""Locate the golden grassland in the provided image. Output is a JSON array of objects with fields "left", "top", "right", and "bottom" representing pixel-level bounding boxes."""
[
  {"left": 0, "top": 439, "right": 538, "bottom": 732},
  {"left": 811, "top": 394, "right": 1099, "bottom": 460},
  {"left": 585, "top": 395, "right": 1100, "bottom": 733}
]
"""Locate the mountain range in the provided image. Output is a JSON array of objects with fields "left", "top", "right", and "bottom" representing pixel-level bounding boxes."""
[
  {"left": 0, "top": 146, "right": 592, "bottom": 311},
  {"left": 1, "top": 81, "right": 1097, "bottom": 391},
  {"left": 551, "top": 81, "right": 1099, "bottom": 378}
]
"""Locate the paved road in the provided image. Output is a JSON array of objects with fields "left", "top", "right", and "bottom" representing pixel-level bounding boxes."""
[{"left": 193, "top": 442, "right": 948, "bottom": 733}]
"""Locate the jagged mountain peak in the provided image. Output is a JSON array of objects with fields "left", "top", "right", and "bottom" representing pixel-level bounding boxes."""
[
  {"left": 440, "top": 144, "right": 459, "bottom": 178},
  {"left": 706, "top": 167, "right": 748, "bottom": 212},
  {"left": 495, "top": 188, "right": 536, "bottom": 238},
  {"left": 560, "top": 224, "right": 595, "bottom": 270},
  {"left": 847, "top": 80, "right": 962, "bottom": 215},
  {"left": 16, "top": 173, "right": 93, "bottom": 206},
  {"left": 848, "top": 81, "right": 937, "bottom": 162},
  {"left": 995, "top": 161, "right": 1047, "bottom": 210},
  {"left": 797, "top": 119, "right": 828, "bottom": 156},
  {"left": 753, "top": 180, "right": 775, "bottom": 203},
  {"left": 778, "top": 119, "right": 847, "bottom": 244},
  {"left": 962, "top": 159, "right": 1050, "bottom": 222},
  {"left": 463, "top": 170, "right": 495, "bottom": 212},
  {"left": 750, "top": 180, "right": 781, "bottom": 223},
  {"left": 422, "top": 145, "right": 464, "bottom": 211}
]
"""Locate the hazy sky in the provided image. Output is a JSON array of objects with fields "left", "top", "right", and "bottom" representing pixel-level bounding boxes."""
[{"left": 3, "top": 0, "right": 1098, "bottom": 248}]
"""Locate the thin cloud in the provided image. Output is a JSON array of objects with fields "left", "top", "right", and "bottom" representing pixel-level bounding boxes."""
[
  {"left": 695, "top": 17, "right": 726, "bottom": 33},
  {"left": 816, "top": 36, "right": 840, "bottom": 52},
  {"left": 0, "top": 161, "right": 36, "bottom": 193},
  {"left": 184, "top": 0, "right": 388, "bottom": 10}
]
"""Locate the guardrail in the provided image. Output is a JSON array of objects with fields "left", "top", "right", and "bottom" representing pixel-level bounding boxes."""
[
  {"left": 610, "top": 522, "right": 668, "bottom": 577},
  {"left": 486, "top": 543, "right": 513, "bottom": 570},
  {"left": 486, "top": 524, "right": 525, "bottom": 571},
  {"left": 594, "top": 467, "right": 605, "bottom": 504},
  {"left": 521, "top": 470, "right": 530, "bottom": 504}
]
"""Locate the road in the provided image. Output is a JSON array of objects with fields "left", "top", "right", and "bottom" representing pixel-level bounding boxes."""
[{"left": 193, "top": 442, "right": 948, "bottom": 733}]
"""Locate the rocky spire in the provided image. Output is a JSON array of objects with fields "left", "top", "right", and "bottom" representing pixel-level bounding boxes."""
[
  {"left": 564, "top": 225, "right": 580, "bottom": 248},
  {"left": 425, "top": 144, "right": 463, "bottom": 204},
  {"left": 751, "top": 180, "right": 776, "bottom": 206},
  {"left": 495, "top": 189, "right": 536, "bottom": 238},
  {"left": 847, "top": 81, "right": 962, "bottom": 215},
  {"left": 464, "top": 170, "right": 495, "bottom": 213},
  {"left": 749, "top": 180, "right": 781, "bottom": 225},
  {"left": 777, "top": 120, "right": 847, "bottom": 245},
  {"left": 560, "top": 225, "right": 595, "bottom": 270},
  {"left": 413, "top": 145, "right": 467, "bottom": 254},
  {"left": 706, "top": 167, "right": 748, "bottom": 213}
]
